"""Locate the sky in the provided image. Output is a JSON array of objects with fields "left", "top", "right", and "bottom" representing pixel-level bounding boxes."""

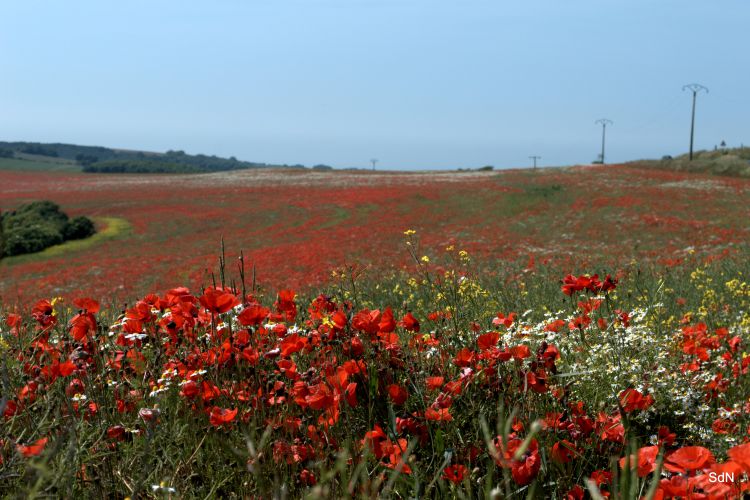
[{"left": 1, "top": 1, "right": 748, "bottom": 170}]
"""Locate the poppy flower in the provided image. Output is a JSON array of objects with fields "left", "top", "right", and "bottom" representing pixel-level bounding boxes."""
[
  {"left": 425, "top": 407, "right": 452, "bottom": 422},
  {"left": 618, "top": 388, "right": 655, "bottom": 413},
  {"left": 619, "top": 445, "right": 659, "bottom": 477},
  {"left": 664, "top": 446, "right": 715, "bottom": 473},
  {"left": 565, "top": 485, "right": 584, "bottom": 500},
  {"left": 728, "top": 442, "right": 750, "bottom": 471},
  {"left": 73, "top": 297, "right": 100, "bottom": 314},
  {"left": 387, "top": 384, "right": 408, "bottom": 405},
  {"left": 492, "top": 312, "right": 516, "bottom": 328},
  {"left": 209, "top": 407, "right": 238, "bottom": 427},
  {"left": 237, "top": 304, "right": 270, "bottom": 326},
  {"left": 299, "top": 469, "right": 317, "bottom": 486},
  {"left": 551, "top": 440, "right": 578, "bottom": 464},
  {"left": 17, "top": 437, "right": 48, "bottom": 457},
  {"left": 199, "top": 287, "right": 239, "bottom": 314},
  {"left": 425, "top": 376, "right": 444, "bottom": 390},
  {"left": 477, "top": 332, "right": 499, "bottom": 351},
  {"left": 400, "top": 312, "right": 420, "bottom": 332},
  {"left": 379, "top": 307, "right": 396, "bottom": 333},
  {"left": 442, "top": 464, "right": 467, "bottom": 484}
]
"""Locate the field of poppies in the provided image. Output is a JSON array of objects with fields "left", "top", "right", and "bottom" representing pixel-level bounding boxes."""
[{"left": 1, "top": 165, "right": 750, "bottom": 498}]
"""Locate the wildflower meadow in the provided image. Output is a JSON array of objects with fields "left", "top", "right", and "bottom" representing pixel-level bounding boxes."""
[{"left": 1, "top": 165, "right": 750, "bottom": 498}]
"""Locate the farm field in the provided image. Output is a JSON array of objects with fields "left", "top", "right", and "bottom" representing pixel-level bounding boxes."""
[
  {"left": 1, "top": 165, "right": 749, "bottom": 305},
  {"left": 2, "top": 165, "right": 750, "bottom": 498}
]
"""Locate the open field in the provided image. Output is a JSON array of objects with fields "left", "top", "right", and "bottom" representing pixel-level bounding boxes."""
[
  {"left": 2, "top": 166, "right": 750, "bottom": 498},
  {"left": 1, "top": 165, "right": 749, "bottom": 305},
  {"left": 0, "top": 157, "right": 82, "bottom": 173}
]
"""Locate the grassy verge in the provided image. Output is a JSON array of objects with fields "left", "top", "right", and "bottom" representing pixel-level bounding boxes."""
[
  {"left": 0, "top": 157, "right": 83, "bottom": 172},
  {"left": 629, "top": 147, "right": 750, "bottom": 177},
  {"left": 0, "top": 216, "right": 131, "bottom": 266}
]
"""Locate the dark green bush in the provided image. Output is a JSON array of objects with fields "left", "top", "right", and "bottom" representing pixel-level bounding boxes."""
[
  {"left": 63, "top": 216, "right": 96, "bottom": 240},
  {"left": 4, "top": 224, "right": 64, "bottom": 255},
  {"left": 1, "top": 201, "right": 96, "bottom": 256}
]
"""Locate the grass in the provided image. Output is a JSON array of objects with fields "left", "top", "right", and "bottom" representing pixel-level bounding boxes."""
[
  {"left": 0, "top": 157, "right": 82, "bottom": 172},
  {"left": 0, "top": 216, "right": 132, "bottom": 266},
  {"left": 630, "top": 147, "right": 750, "bottom": 177},
  {"left": 0, "top": 246, "right": 749, "bottom": 498}
]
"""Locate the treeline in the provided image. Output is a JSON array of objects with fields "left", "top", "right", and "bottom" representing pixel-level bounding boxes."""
[
  {"left": 0, "top": 201, "right": 96, "bottom": 257},
  {"left": 83, "top": 160, "right": 205, "bottom": 174},
  {"left": 0, "top": 141, "right": 282, "bottom": 174}
]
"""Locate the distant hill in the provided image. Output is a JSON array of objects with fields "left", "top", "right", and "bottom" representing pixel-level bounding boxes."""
[
  {"left": 0, "top": 141, "right": 290, "bottom": 174},
  {"left": 628, "top": 147, "right": 750, "bottom": 178}
]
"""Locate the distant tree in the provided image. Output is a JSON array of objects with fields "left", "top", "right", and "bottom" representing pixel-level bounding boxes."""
[
  {"left": 477, "top": 165, "right": 494, "bottom": 171},
  {"left": 312, "top": 164, "right": 333, "bottom": 171},
  {"left": 20, "top": 145, "right": 58, "bottom": 157},
  {"left": 75, "top": 153, "right": 99, "bottom": 166},
  {"left": 0, "top": 148, "right": 14, "bottom": 158}
]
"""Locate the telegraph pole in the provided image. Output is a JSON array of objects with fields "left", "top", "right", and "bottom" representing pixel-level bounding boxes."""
[
  {"left": 682, "top": 83, "right": 708, "bottom": 161},
  {"left": 595, "top": 119, "right": 613, "bottom": 164},
  {"left": 528, "top": 156, "right": 541, "bottom": 169},
  {"left": 370, "top": 158, "right": 378, "bottom": 171}
]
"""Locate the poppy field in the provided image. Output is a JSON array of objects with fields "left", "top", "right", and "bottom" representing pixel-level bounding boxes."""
[{"left": 1, "top": 165, "right": 750, "bottom": 498}]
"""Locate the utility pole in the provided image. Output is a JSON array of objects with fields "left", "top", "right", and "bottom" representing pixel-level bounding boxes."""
[
  {"left": 370, "top": 158, "right": 378, "bottom": 171},
  {"left": 528, "top": 156, "right": 541, "bottom": 169},
  {"left": 682, "top": 83, "right": 708, "bottom": 161},
  {"left": 595, "top": 119, "right": 613, "bottom": 164}
]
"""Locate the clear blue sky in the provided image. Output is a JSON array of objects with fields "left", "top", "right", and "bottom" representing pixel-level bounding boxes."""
[{"left": 1, "top": 1, "right": 747, "bottom": 170}]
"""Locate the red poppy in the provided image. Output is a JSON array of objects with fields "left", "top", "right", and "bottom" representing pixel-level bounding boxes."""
[
  {"left": 664, "top": 446, "right": 715, "bottom": 473},
  {"left": 17, "top": 437, "right": 48, "bottom": 457},
  {"left": 400, "top": 312, "right": 420, "bottom": 332},
  {"left": 237, "top": 304, "right": 270, "bottom": 326},
  {"left": 453, "top": 348, "right": 475, "bottom": 367},
  {"left": 425, "top": 376, "right": 444, "bottom": 390},
  {"left": 199, "top": 287, "right": 239, "bottom": 314},
  {"left": 551, "top": 440, "right": 578, "bottom": 464},
  {"left": 565, "top": 485, "right": 584, "bottom": 500},
  {"left": 477, "top": 332, "right": 499, "bottom": 350},
  {"left": 387, "top": 384, "right": 408, "bottom": 405},
  {"left": 73, "top": 297, "right": 100, "bottom": 314},
  {"left": 425, "top": 407, "right": 452, "bottom": 422},
  {"left": 618, "top": 388, "right": 655, "bottom": 413},
  {"left": 442, "top": 464, "right": 467, "bottom": 484},
  {"left": 379, "top": 307, "right": 396, "bottom": 333},
  {"left": 619, "top": 445, "right": 659, "bottom": 477},
  {"left": 209, "top": 407, "right": 238, "bottom": 427},
  {"left": 299, "top": 469, "right": 317, "bottom": 486},
  {"left": 492, "top": 312, "right": 516, "bottom": 328},
  {"left": 728, "top": 442, "right": 750, "bottom": 471}
]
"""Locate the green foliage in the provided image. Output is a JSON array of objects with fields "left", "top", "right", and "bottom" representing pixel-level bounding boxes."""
[
  {"left": 83, "top": 160, "right": 204, "bottom": 174},
  {"left": 0, "top": 201, "right": 96, "bottom": 256},
  {"left": 0, "top": 141, "right": 284, "bottom": 174},
  {"left": 62, "top": 216, "right": 96, "bottom": 240},
  {"left": 0, "top": 148, "right": 14, "bottom": 158},
  {"left": 19, "top": 144, "right": 58, "bottom": 157}
]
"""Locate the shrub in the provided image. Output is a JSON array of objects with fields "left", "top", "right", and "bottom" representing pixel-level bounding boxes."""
[
  {"left": 3, "top": 223, "right": 64, "bottom": 255},
  {"left": 63, "top": 216, "right": 96, "bottom": 240},
  {"left": 1, "top": 201, "right": 96, "bottom": 256}
]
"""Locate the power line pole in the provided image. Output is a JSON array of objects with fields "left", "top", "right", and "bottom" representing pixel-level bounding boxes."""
[
  {"left": 595, "top": 119, "right": 613, "bottom": 164},
  {"left": 528, "top": 155, "right": 541, "bottom": 169},
  {"left": 370, "top": 158, "right": 378, "bottom": 171},
  {"left": 682, "top": 83, "right": 708, "bottom": 161}
]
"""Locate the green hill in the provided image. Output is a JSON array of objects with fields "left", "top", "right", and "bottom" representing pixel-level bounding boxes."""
[
  {"left": 629, "top": 147, "right": 750, "bottom": 177},
  {"left": 0, "top": 141, "right": 287, "bottom": 174}
]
